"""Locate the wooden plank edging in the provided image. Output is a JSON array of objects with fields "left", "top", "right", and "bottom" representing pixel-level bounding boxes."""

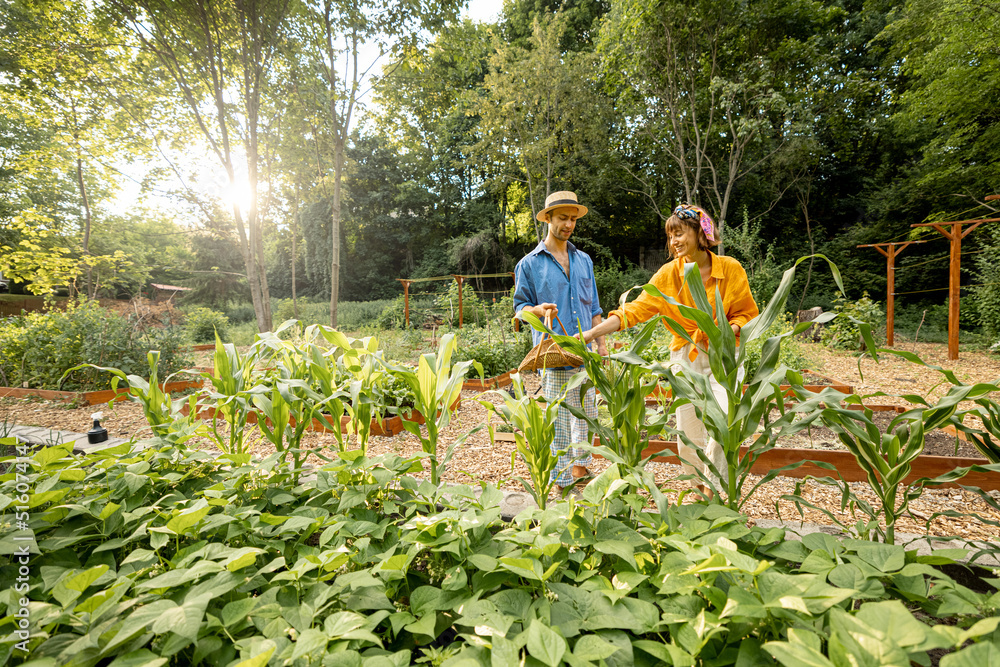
[
  {"left": 0, "top": 379, "right": 204, "bottom": 406},
  {"left": 592, "top": 438, "right": 999, "bottom": 491}
]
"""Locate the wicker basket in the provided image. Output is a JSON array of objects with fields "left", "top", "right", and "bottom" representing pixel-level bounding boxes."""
[{"left": 517, "top": 312, "right": 584, "bottom": 372}]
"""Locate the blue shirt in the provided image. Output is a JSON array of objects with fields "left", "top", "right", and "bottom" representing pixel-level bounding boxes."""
[{"left": 514, "top": 241, "right": 603, "bottom": 355}]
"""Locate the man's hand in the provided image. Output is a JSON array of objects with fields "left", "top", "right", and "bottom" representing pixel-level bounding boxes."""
[
  {"left": 596, "top": 341, "right": 609, "bottom": 356},
  {"left": 531, "top": 303, "right": 558, "bottom": 319},
  {"left": 731, "top": 323, "right": 741, "bottom": 336}
]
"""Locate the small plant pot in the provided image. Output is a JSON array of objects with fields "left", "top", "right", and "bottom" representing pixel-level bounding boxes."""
[
  {"left": 492, "top": 431, "right": 518, "bottom": 443},
  {"left": 463, "top": 371, "right": 514, "bottom": 391}
]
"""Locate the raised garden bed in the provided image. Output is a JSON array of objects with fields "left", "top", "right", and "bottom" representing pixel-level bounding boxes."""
[
  {"left": 183, "top": 398, "right": 463, "bottom": 438},
  {"left": 593, "top": 436, "right": 1000, "bottom": 491},
  {"left": 0, "top": 379, "right": 204, "bottom": 406},
  {"left": 463, "top": 370, "right": 514, "bottom": 391}
]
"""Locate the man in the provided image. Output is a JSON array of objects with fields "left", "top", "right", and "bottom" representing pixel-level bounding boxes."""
[{"left": 513, "top": 191, "right": 607, "bottom": 493}]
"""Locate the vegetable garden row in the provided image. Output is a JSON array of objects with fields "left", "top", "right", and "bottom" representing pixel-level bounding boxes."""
[{"left": 2, "top": 260, "right": 1000, "bottom": 665}]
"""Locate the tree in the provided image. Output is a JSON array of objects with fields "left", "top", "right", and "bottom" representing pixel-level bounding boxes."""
[
  {"left": 884, "top": 0, "right": 1000, "bottom": 210},
  {"left": 285, "top": 0, "right": 462, "bottom": 327},
  {"left": 473, "top": 13, "right": 611, "bottom": 242},
  {"left": 598, "top": 0, "right": 836, "bottom": 237},
  {"left": 1, "top": 0, "right": 150, "bottom": 297},
  {"left": 108, "top": 0, "right": 294, "bottom": 332}
]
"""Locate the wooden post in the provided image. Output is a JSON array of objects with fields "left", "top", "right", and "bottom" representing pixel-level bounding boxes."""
[
  {"left": 397, "top": 279, "right": 412, "bottom": 329},
  {"left": 857, "top": 241, "right": 926, "bottom": 347},
  {"left": 453, "top": 275, "right": 464, "bottom": 329},
  {"left": 911, "top": 218, "right": 1000, "bottom": 360}
]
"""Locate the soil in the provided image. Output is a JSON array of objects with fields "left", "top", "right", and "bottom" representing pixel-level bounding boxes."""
[
  {"left": 3, "top": 339, "right": 1000, "bottom": 543},
  {"left": 772, "top": 408, "right": 982, "bottom": 458}
]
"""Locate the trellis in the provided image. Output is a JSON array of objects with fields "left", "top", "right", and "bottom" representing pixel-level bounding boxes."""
[{"left": 396, "top": 273, "right": 515, "bottom": 328}]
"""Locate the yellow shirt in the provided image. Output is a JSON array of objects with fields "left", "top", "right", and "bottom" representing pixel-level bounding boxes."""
[{"left": 609, "top": 252, "right": 759, "bottom": 359}]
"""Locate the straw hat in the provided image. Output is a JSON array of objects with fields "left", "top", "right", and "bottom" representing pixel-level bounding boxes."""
[{"left": 536, "top": 191, "right": 588, "bottom": 222}]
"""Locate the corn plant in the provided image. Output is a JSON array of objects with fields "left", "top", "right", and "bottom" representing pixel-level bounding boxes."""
[
  {"left": 529, "top": 257, "right": 844, "bottom": 510},
  {"left": 516, "top": 310, "right": 668, "bottom": 469},
  {"left": 63, "top": 351, "right": 202, "bottom": 446},
  {"left": 782, "top": 358, "right": 1000, "bottom": 544},
  {"left": 198, "top": 333, "right": 265, "bottom": 460},
  {"left": 386, "top": 333, "right": 473, "bottom": 485},
  {"left": 479, "top": 373, "right": 563, "bottom": 509},
  {"left": 318, "top": 328, "right": 386, "bottom": 455}
]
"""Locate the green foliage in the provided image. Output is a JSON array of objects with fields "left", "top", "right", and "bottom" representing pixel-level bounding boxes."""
[
  {"left": 741, "top": 312, "right": 811, "bottom": 382},
  {"left": 454, "top": 325, "right": 532, "bottom": 378},
  {"left": 223, "top": 299, "right": 257, "bottom": 324},
  {"left": 725, "top": 206, "right": 783, "bottom": 305},
  {"left": 387, "top": 333, "right": 473, "bottom": 485},
  {"left": 819, "top": 292, "right": 885, "bottom": 350},
  {"left": 434, "top": 281, "right": 488, "bottom": 327},
  {"left": 479, "top": 372, "right": 562, "bottom": 509},
  {"left": 377, "top": 294, "right": 436, "bottom": 329},
  {"left": 182, "top": 306, "right": 230, "bottom": 343},
  {"left": 592, "top": 261, "right": 653, "bottom": 314},
  {"left": 971, "top": 224, "right": 1000, "bottom": 340},
  {"left": 3, "top": 439, "right": 998, "bottom": 665},
  {"left": 0, "top": 299, "right": 189, "bottom": 390}
]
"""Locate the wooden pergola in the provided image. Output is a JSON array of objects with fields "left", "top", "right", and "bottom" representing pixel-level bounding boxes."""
[
  {"left": 856, "top": 240, "right": 927, "bottom": 347},
  {"left": 910, "top": 215, "right": 1000, "bottom": 360},
  {"left": 396, "top": 273, "right": 515, "bottom": 329}
]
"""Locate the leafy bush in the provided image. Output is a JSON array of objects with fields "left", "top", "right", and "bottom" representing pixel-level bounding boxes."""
[
  {"left": 223, "top": 299, "right": 257, "bottom": 324},
  {"left": 0, "top": 299, "right": 190, "bottom": 390},
  {"left": 183, "top": 306, "right": 230, "bottom": 343},
  {"left": 593, "top": 261, "right": 654, "bottom": 313},
  {"left": 434, "top": 281, "right": 488, "bottom": 327},
  {"left": 454, "top": 325, "right": 532, "bottom": 377},
  {"left": 725, "top": 206, "right": 783, "bottom": 304},
  {"left": 741, "top": 311, "right": 811, "bottom": 380},
  {"left": 819, "top": 292, "right": 885, "bottom": 350},
  {"left": 377, "top": 294, "right": 436, "bottom": 329}
]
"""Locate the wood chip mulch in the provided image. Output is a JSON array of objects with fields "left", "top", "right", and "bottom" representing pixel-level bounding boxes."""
[{"left": 3, "top": 339, "right": 999, "bottom": 544}]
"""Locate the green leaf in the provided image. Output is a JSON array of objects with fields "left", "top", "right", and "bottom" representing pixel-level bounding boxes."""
[
  {"left": 53, "top": 564, "right": 109, "bottom": 606},
  {"left": 291, "top": 628, "right": 328, "bottom": 661},
  {"left": 106, "top": 650, "right": 169, "bottom": 667},
  {"left": 526, "top": 619, "right": 567, "bottom": 667},
  {"left": 941, "top": 641, "right": 1000, "bottom": 667},
  {"left": 233, "top": 643, "right": 276, "bottom": 667},
  {"left": 764, "top": 640, "right": 836, "bottom": 667},
  {"left": 165, "top": 504, "right": 211, "bottom": 535},
  {"left": 222, "top": 598, "right": 257, "bottom": 628},
  {"left": 573, "top": 634, "right": 619, "bottom": 661}
]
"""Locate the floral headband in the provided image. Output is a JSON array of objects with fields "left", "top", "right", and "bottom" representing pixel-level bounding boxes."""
[{"left": 673, "top": 204, "right": 716, "bottom": 244}]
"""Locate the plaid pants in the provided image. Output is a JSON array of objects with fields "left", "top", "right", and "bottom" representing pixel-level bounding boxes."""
[{"left": 543, "top": 367, "right": 596, "bottom": 486}]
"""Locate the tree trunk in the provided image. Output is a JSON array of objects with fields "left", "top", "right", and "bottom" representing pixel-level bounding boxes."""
[
  {"left": 75, "top": 155, "right": 94, "bottom": 299},
  {"left": 329, "top": 143, "right": 343, "bottom": 328},
  {"left": 292, "top": 182, "right": 299, "bottom": 319}
]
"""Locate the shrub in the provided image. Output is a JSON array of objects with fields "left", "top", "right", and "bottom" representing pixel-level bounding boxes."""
[
  {"left": 435, "top": 281, "right": 488, "bottom": 327},
  {"left": 594, "top": 261, "right": 654, "bottom": 313},
  {"left": 0, "top": 299, "right": 190, "bottom": 391},
  {"left": 377, "top": 294, "right": 436, "bottom": 329},
  {"left": 741, "top": 311, "right": 811, "bottom": 380},
  {"left": 223, "top": 299, "right": 257, "bottom": 324},
  {"left": 819, "top": 292, "right": 885, "bottom": 350},
  {"left": 183, "top": 306, "right": 230, "bottom": 343},
  {"left": 454, "top": 325, "right": 532, "bottom": 377}
]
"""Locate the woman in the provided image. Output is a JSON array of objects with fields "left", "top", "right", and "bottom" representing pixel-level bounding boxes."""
[{"left": 580, "top": 204, "right": 759, "bottom": 497}]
